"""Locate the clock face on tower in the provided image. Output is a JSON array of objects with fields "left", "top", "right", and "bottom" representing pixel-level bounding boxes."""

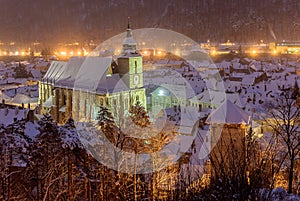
[{"left": 133, "top": 75, "right": 139, "bottom": 85}]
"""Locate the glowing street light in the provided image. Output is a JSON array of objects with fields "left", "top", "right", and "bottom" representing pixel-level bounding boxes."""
[
  {"left": 60, "top": 51, "right": 67, "bottom": 56},
  {"left": 211, "top": 50, "right": 216, "bottom": 56}
]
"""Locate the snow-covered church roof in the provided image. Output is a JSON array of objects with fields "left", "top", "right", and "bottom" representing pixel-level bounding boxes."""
[
  {"left": 43, "top": 56, "right": 129, "bottom": 94},
  {"left": 42, "top": 61, "right": 67, "bottom": 83}
]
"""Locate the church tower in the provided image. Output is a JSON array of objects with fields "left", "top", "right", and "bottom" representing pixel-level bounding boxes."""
[{"left": 116, "top": 19, "right": 144, "bottom": 90}]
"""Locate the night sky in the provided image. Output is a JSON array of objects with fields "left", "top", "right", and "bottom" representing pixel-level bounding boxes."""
[{"left": 0, "top": 0, "right": 299, "bottom": 47}]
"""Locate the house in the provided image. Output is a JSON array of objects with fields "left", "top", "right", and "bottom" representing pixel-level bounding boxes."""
[{"left": 206, "top": 100, "right": 250, "bottom": 179}]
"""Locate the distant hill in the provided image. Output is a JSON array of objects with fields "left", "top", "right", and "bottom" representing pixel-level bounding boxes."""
[{"left": 0, "top": 0, "right": 299, "bottom": 47}]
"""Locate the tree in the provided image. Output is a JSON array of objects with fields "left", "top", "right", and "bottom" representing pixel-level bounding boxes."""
[
  {"left": 25, "top": 115, "right": 93, "bottom": 201},
  {"left": 97, "top": 106, "right": 116, "bottom": 129},
  {"left": 265, "top": 88, "right": 300, "bottom": 193},
  {"left": 0, "top": 120, "right": 31, "bottom": 201},
  {"left": 292, "top": 79, "right": 300, "bottom": 100},
  {"left": 14, "top": 62, "right": 31, "bottom": 78},
  {"left": 246, "top": 125, "right": 281, "bottom": 199},
  {"left": 208, "top": 127, "right": 249, "bottom": 201},
  {"left": 129, "top": 101, "right": 150, "bottom": 128}
]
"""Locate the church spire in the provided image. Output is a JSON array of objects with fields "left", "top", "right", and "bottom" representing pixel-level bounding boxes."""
[
  {"left": 127, "top": 16, "right": 131, "bottom": 29},
  {"left": 126, "top": 17, "right": 132, "bottom": 38},
  {"left": 122, "top": 17, "right": 137, "bottom": 53}
]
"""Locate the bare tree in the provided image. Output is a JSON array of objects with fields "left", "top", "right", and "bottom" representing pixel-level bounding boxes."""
[{"left": 265, "top": 88, "right": 300, "bottom": 194}]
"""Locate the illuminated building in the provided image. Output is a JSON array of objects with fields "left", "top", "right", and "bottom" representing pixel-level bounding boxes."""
[
  {"left": 39, "top": 23, "right": 146, "bottom": 123},
  {"left": 275, "top": 41, "right": 300, "bottom": 54}
]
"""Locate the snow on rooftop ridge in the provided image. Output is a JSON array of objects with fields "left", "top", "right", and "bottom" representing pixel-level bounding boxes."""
[{"left": 206, "top": 99, "right": 250, "bottom": 124}]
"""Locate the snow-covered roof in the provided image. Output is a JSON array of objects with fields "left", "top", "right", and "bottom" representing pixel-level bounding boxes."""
[
  {"left": 226, "top": 93, "right": 245, "bottom": 108},
  {"left": 206, "top": 99, "right": 250, "bottom": 124},
  {"left": 152, "top": 84, "right": 196, "bottom": 99},
  {"left": 10, "top": 94, "right": 34, "bottom": 104},
  {"left": 242, "top": 75, "right": 256, "bottom": 86},
  {"left": 0, "top": 108, "right": 29, "bottom": 126},
  {"left": 99, "top": 74, "right": 129, "bottom": 93},
  {"left": 36, "top": 61, "right": 49, "bottom": 67},
  {"left": 123, "top": 36, "right": 136, "bottom": 46},
  {"left": 43, "top": 56, "right": 132, "bottom": 94},
  {"left": 43, "top": 96, "right": 53, "bottom": 107},
  {"left": 30, "top": 69, "right": 42, "bottom": 78},
  {"left": 0, "top": 92, "right": 12, "bottom": 102},
  {"left": 191, "top": 90, "right": 226, "bottom": 106},
  {"left": 42, "top": 61, "right": 67, "bottom": 83},
  {"left": 55, "top": 57, "right": 85, "bottom": 87},
  {"left": 73, "top": 56, "right": 112, "bottom": 91},
  {"left": 217, "top": 60, "right": 231, "bottom": 69}
]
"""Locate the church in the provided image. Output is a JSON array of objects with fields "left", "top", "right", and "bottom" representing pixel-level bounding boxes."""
[{"left": 39, "top": 23, "right": 147, "bottom": 123}]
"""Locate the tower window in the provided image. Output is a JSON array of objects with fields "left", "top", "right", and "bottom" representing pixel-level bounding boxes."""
[{"left": 135, "top": 61, "right": 137, "bottom": 73}]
